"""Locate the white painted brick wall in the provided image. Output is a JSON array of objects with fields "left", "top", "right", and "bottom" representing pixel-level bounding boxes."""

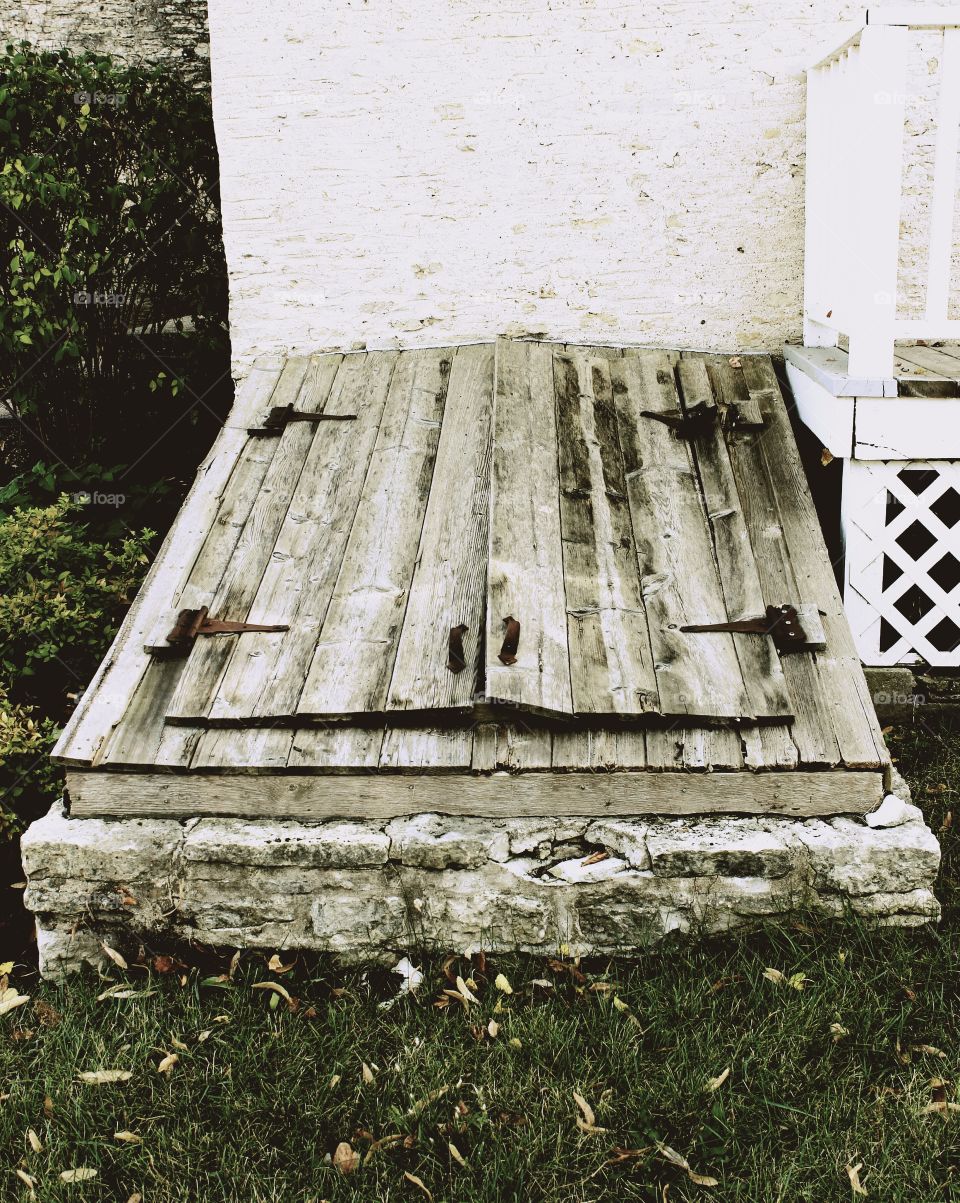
[{"left": 210, "top": 0, "right": 890, "bottom": 373}]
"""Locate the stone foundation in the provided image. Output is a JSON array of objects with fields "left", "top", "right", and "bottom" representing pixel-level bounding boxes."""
[{"left": 22, "top": 784, "right": 941, "bottom": 980}]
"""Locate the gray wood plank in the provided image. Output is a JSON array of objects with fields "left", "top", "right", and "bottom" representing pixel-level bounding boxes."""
[
  {"left": 287, "top": 726, "right": 384, "bottom": 772},
  {"left": 379, "top": 727, "right": 473, "bottom": 771},
  {"left": 551, "top": 728, "right": 647, "bottom": 769},
  {"left": 296, "top": 347, "right": 451, "bottom": 717},
  {"left": 50, "top": 405, "right": 265, "bottom": 767},
  {"left": 676, "top": 357, "right": 792, "bottom": 720},
  {"left": 738, "top": 356, "right": 888, "bottom": 769},
  {"left": 612, "top": 350, "right": 753, "bottom": 719},
  {"left": 387, "top": 344, "right": 494, "bottom": 712},
  {"left": 486, "top": 339, "right": 574, "bottom": 717},
  {"left": 469, "top": 724, "right": 553, "bottom": 771},
  {"left": 67, "top": 768, "right": 885, "bottom": 820},
  {"left": 203, "top": 351, "right": 399, "bottom": 722},
  {"left": 190, "top": 727, "right": 295, "bottom": 771},
  {"left": 164, "top": 356, "right": 321, "bottom": 722},
  {"left": 554, "top": 348, "right": 659, "bottom": 716}
]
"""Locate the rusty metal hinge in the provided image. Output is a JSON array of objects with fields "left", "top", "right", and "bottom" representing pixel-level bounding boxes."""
[
  {"left": 639, "top": 401, "right": 718, "bottom": 440},
  {"left": 248, "top": 405, "right": 358, "bottom": 436},
  {"left": 498, "top": 616, "right": 521, "bottom": 665},
  {"left": 161, "top": 606, "right": 289, "bottom": 655},
  {"left": 680, "top": 604, "right": 826, "bottom": 654},
  {"left": 448, "top": 624, "right": 469, "bottom": 674}
]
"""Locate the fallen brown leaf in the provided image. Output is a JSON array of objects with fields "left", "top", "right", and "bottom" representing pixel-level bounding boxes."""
[
  {"left": 156, "top": 1052, "right": 179, "bottom": 1075},
  {"left": 60, "top": 1169, "right": 98, "bottom": 1183},
  {"left": 101, "top": 942, "right": 128, "bottom": 970},
  {"left": 333, "top": 1141, "right": 359, "bottom": 1175},
  {"left": 846, "top": 1161, "right": 867, "bottom": 1196},
  {"left": 26, "top": 1127, "right": 41, "bottom": 1152},
  {"left": 573, "top": 1090, "right": 596, "bottom": 1128},
  {"left": 114, "top": 1130, "right": 142, "bottom": 1144},
  {"left": 706, "top": 1067, "right": 730, "bottom": 1092},
  {"left": 77, "top": 1070, "right": 131, "bottom": 1085},
  {"left": 362, "top": 1062, "right": 375, "bottom": 1084},
  {"left": 448, "top": 1140, "right": 467, "bottom": 1167},
  {"left": 404, "top": 1170, "right": 433, "bottom": 1200}
]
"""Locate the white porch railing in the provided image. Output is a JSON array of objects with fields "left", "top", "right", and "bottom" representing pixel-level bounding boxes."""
[{"left": 804, "top": 7, "right": 960, "bottom": 379}]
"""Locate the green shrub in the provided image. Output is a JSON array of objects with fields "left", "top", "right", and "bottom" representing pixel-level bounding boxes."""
[
  {"left": 0, "top": 43, "right": 229, "bottom": 467},
  {"left": 0, "top": 686, "right": 59, "bottom": 837},
  {"left": 0, "top": 496, "right": 153, "bottom": 708},
  {"left": 0, "top": 497, "right": 153, "bottom": 833}
]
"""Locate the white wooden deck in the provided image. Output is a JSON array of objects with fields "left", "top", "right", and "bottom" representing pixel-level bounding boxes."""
[{"left": 52, "top": 340, "right": 890, "bottom": 821}]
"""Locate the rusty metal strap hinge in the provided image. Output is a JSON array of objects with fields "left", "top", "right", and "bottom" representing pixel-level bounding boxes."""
[
  {"left": 158, "top": 606, "right": 289, "bottom": 655},
  {"left": 680, "top": 603, "right": 826, "bottom": 655},
  {"left": 248, "top": 404, "right": 358, "bottom": 436},
  {"left": 639, "top": 401, "right": 718, "bottom": 440}
]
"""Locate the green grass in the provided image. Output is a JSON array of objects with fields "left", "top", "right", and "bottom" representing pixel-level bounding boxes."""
[{"left": 1, "top": 717, "right": 959, "bottom": 1203}]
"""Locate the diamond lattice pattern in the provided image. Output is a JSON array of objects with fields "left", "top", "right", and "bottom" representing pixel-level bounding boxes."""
[{"left": 843, "top": 460, "right": 960, "bottom": 665}]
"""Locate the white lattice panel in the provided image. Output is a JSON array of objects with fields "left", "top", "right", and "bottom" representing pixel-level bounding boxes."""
[{"left": 841, "top": 459, "right": 960, "bottom": 665}]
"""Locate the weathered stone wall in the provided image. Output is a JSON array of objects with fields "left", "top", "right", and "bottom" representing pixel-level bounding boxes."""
[
  {"left": 205, "top": 0, "right": 953, "bottom": 376},
  {"left": 2, "top": 1, "right": 209, "bottom": 73},
  {"left": 23, "top": 786, "right": 941, "bottom": 980}
]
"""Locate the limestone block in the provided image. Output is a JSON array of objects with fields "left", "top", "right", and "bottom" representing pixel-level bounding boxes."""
[
  {"left": 864, "top": 795, "right": 925, "bottom": 829},
  {"left": 386, "top": 813, "right": 510, "bottom": 868},
  {"left": 21, "top": 804, "right": 181, "bottom": 882},
  {"left": 546, "top": 855, "right": 633, "bottom": 883},
  {"left": 584, "top": 819, "right": 651, "bottom": 869},
  {"left": 646, "top": 818, "right": 795, "bottom": 878},
  {"left": 796, "top": 818, "right": 941, "bottom": 895},
  {"left": 184, "top": 819, "right": 389, "bottom": 869}
]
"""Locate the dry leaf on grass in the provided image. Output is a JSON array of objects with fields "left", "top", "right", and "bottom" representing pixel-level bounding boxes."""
[
  {"left": 101, "top": 942, "right": 128, "bottom": 970},
  {"left": 487, "top": 1019, "right": 499, "bottom": 1039},
  {"left": 26, "top": 1127, "right": 41, "bottom": 1152},
  {"left": 657, "top": 1143, "right": 719, "bottom": 1188},
  {"left": 362, "top": 1062, "right": 375, "bottom": 1084},
  {"left": 846, "top": 1161, "right": 867, "bottom": 1196},
  {"left": 573, "top": 1090, "right": 596, "bottom": 1127},
  {"left": 60, "top": 1169, "right": 98, "bottom": 1182},
  {"left": 33, "top": 1000, "right": 61, "bottom": 1028},
  {"left": 706, "top": 1068, "right": 730, "bottom": 1092},
  {"left": 494, "top": 973, "right": 513, "bottom": 995},
  {"left": 448, "top": 1140, "right": 467, "bottom": 1167},
  {"left": 114, "top": 1130, "right": 142, "bottom": 1143},
  {"left": 77, "top": 1070, "right": 131, "bottom": 1085},
  {"left": 456, "top": 975, "right": 480, "bottom": 1004},
  {"left": 913, "top": 1044, "right": 946, "bottom": 1058},
  {"left": 831, "top": 1024, "right": 850, "bottom": 1042},
  {"left": 333, "top": 1141, "right": 359, "bottom": 1175},
  {"left": 15, "top": 1169, "right": 36, "bottom": 1197},
  {"left": 329, "top": 1074, "right": 342, "bottom": 1089},
  {"left": 404, "top": 1170, "right": 433, "bottom": 1199},
  {"left": 96, "top": 986, "right": 155, "bottom": 1002},
  {"left": 362, "top": 1134, "right": 404, "bottom": 1165},
  {"left": 156, "top": 1052, "right": 179, "bottom": 1075},
  {"left": 267, "top": 954, "right": 295, "bottom": 974},
  {"left": 0, "top": 990, "right": 30, "bottom": 1017},
  {"left": 127, "top": 1195, "right": 143, "bottom": 1203},
  {"left": 408, "top": 1086, "right": 449, "bottom": 1117},
  {"left": 251, "top": 981, "right": 293, "bottom": 1005}
]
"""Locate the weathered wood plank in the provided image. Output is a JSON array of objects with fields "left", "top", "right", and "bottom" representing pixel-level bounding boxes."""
[
  {"left": 50, "top": 382, "right": 273, "bottom": 767},
  {"left": 379, "top": 727, "right": 473, "bottom": 771},
  {"left": 165, "top": 356, "right": 319, "bottom": 722},
  {"left": 469, "top": 724, "right": 553, "bottom": 771},
  {"left": 704, "top": 354, "right": 842, "bottom": 767},
  {"left": 287, "top": 726, "right": 384, "bottom": 772},
  {"left": 739, "top": 355, "right": 887, "bottom": 769},
  {"left": 554, "top": 348, "right": 659, "bottom": 716},
  {"left": 551, "top": 728, "right": 647, "bottom": 770},
  {"left": 297, "top": 347, "right": 451, "bottom": 717},
  {"left": 99, "top": 659, "right": 196, "bottom": 769},
  {"left": 894, "top": 342, "right": 960, "bottom": 380},
  {"left": 190, "top": 727, "right": 295, "bottom": 771},
  {"left": 486, "top": 339, "right": 573, "bottom": 716},
  {"left": 66, "top": 768, "right": 885, "bottom": 820},
  {"left": 612, "top": 350, "right": 753, "bottom": 719},
  {"left": 387, "top": 344, "right": 494, "bottom": 711},
  {"left": 741, "top": 725, "right": 800, "bottom": 771},
  {"left": 203, "top": 351, "right": 398, "bottom": 722},
  {"left": 676, "top": 357, "right": 792, "bottom": 720}
]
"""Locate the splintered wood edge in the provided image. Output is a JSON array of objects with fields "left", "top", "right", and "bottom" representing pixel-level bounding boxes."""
[{"left": 66, "top": 769, "right": 885, "bottom": 820}]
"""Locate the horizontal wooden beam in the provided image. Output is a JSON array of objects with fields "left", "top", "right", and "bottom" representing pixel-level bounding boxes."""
[{"left": 66, "top": 769, "right": 885, "bottom": 822}]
